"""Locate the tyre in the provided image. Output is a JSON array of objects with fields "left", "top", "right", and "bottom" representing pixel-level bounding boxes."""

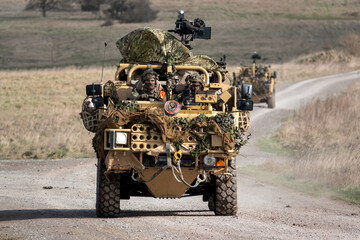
[
  {"left": 267, "top": 88, "right": 276, "bottom": 108},
  {"left": 96, "top": 158, "right": 120, "bottom": 217},
  {"left": 214, "top": 164, "right": 238, "bottom": 216}
]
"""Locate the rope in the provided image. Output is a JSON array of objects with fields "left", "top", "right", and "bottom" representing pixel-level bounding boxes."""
[{"left": 171, "top": 162, "right": 206, "bottom": 188}]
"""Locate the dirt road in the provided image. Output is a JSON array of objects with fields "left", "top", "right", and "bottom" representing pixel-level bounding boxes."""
[{"left": 1, "top": 71, "right": 360, "bottom": 240}]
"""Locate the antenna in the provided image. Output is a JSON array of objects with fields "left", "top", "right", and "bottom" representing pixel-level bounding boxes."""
[{"left": 100, "top": 42, "right": 107, "bottom": 85}]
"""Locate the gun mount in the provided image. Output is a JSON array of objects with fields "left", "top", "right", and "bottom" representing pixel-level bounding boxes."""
[
  {"left": 251, "top": 52, "right": 261, "bottom": 63},
  {"left": 168, "top": 10, "right": 211, "bottom": 49}
]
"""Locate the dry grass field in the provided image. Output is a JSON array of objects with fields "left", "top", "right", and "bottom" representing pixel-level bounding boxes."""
[
  {"left": 0, "top": 67, "right": 116, "bottom": 159},
  {"left": 277, "top": 84, "right": 359, "bottom": 189},
  {"left": 256, "top": 83, "right": 360, "bottom": 203},
  {"left": 1, "top": 0, "right": 360, "bottom": 68},
  {"left": 272, "top": 50, "right": 360, "bottom": 83}
]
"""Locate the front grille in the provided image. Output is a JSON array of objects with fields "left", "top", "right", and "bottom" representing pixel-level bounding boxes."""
[{"left": 130, "top": 124, "right": 162, "bottom": 151}]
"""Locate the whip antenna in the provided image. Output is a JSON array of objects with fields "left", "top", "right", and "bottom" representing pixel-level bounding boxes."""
[{"left": 100, "top": 42, "right": 107, "bottom": 85}]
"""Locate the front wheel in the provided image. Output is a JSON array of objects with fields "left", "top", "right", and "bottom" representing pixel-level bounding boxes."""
[
  {"left": 214, "top": 164, "right": 238, "bottom": 216},
  {"left": 96, "top": 158, "right": 120, "bottom": 217}
]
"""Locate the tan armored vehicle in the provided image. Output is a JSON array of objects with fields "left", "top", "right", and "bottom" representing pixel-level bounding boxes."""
[
  {"left": 81, "top": 11, "right": 253, "bottom": 217},
  {"left": 235, "top": 53, "right": 276, "bottom": 108}
]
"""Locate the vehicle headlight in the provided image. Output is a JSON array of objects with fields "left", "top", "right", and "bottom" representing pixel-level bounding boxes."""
[
  {"left": 116, "top": 132, "right": 128, "bottom": 145},
  {"left": 203, "top": 155, "right": 216, "bottom": 166}
]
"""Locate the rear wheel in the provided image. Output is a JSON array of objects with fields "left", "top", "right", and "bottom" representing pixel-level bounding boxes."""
[
  {"left": 267, "top": 88, "right": 276, "bottom": 108},
  {"left": 214, "top": 164, "right": 238, "bottom": 216},
  {"left": 96, "top": 158, "right": 120, "bottom": 217}
]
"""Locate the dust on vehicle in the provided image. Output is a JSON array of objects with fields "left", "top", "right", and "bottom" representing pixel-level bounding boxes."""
[
  {"left": 234, "top": 53, "right": 277, "bottom": 108},
  {"left": 80, "top": 10, "right": 253, "bottom": 217}
]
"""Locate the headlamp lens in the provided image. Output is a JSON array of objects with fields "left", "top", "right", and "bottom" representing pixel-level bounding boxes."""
[{"left": 203, "top": 155, "right": 216, "bottom": 166}]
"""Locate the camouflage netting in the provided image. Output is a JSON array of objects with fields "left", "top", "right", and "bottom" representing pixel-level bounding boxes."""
[
  {"left": 182, "top": 55, "right": 219, "bottom": 71},
  {"left": 80, "top": 97, "right": 100, "bottom": 133},
  {"left": 239, "top": 67, "right": 272, "bottom": 95},
  {"left": 252, "top": 79, "right": 269, "bottom": 95},
  {"left": 116, "top": 27, "right": 191, "bottom": 64},
  {"left": 94, "top": 101, "right": 249, "bottom": 159},
  {"left": 116, "top": 28, "right": 220, "bottom": 71}
]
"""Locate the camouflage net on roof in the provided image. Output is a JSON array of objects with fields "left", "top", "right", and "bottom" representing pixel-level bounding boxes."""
[
  {"left": 116, "top": 28, "right": 191, "bottom": 64},
  {"left": 181, "top": 55, "right": 219, "bottom": 71},
  {"left": 116, "top": 28, "right": 219, "bottom": 71}
]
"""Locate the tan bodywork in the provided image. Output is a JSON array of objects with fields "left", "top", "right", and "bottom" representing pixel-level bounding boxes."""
[
  {"left": 97, "top": 63, "right": 250, "bottom": 198},
  {"left": 235, "top": 63, "right": 276, "bottom": 104}
]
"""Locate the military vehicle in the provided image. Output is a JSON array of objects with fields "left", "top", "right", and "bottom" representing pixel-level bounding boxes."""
[
  {"left": 235, "top": 53, "right": 276, "bottom": 108},
  {"left": 81, "top": 10, "right": 253, "bottom": 217}
]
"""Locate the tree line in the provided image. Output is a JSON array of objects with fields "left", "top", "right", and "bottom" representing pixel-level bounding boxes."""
[{"left": 25, "top": 0, "right": 158, "bottom": 23}]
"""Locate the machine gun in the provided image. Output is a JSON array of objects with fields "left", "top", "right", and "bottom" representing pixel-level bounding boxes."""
[
  {"left": 251, "top": 52, "right": 261, "bottom": 63},
  {"left": 169, "top": 10, "right": 211, "bottom": 49}
]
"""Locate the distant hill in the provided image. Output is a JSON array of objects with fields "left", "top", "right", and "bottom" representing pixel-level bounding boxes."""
[{"left": 1, "top": 0, "right": 360, "bottom": 69}]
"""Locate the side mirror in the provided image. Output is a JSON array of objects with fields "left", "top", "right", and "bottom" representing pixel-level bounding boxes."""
[
  {"left": 86, "top": 84, "right": 104, "bottom": 109},
  {"left": 237, "top": 83, "right": 253, "bottom": 111},
  {"left": 241, "top": 83, "right": 252, "bottom": 99},
  {"left": 237, "top": 99, "right": 253, "bottom": 111},
  {"left": 86, "top": 84, "right": 102, "bottom": 96},
  {"left": 91, "top": 97, "right": 105, "bottom": 109}
]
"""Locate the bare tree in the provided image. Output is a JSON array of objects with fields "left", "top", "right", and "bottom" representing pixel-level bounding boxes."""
[
  {"left": 25, "top": 0, "right": 75, "bottom": 17},
  {"left": 40, "top": 0, "right": 47, "bottom": 17}
]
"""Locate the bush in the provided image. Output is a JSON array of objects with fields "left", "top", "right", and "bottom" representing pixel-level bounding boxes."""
[
  {"left": 105, "top": 0, "right": 158, "bottom": 23},
  {"left": 342, "top": 32, "right": 360, "bottom": 57},
  {"left": 80, "top": 0, "right": 104, "bottom": 11}
]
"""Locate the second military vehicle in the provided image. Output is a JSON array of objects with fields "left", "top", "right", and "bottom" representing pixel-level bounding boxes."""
[{"left": 235, "top": 53, "right": 277, "bottom": 108}]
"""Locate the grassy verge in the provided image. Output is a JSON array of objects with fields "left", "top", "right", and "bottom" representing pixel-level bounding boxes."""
[
  {"left": 240, "top": 166, "right": 360, "bottom": 204},
  {"left": 253, "top": 83, "right": 360, "bottom": 204},
  {"left": 256, "top": 133, "right": 291, "bottom": 157},
  {"left": 0, "top": 67, "right": 116, "bottom": 159}
]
